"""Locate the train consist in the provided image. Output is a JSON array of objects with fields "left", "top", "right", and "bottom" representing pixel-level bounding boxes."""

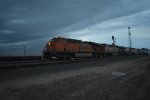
[{"left": 43, "top": 37, "right": 149, "bottom": 59}]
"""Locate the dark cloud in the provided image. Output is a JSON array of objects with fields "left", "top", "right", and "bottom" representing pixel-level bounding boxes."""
[{"left": 0, "top": 0, "right": 150, "bottom": 56}]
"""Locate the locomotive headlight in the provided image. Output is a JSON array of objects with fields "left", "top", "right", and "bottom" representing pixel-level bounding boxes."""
[{"left": 48, "top": 42, "right": 51, "bottom": 45}]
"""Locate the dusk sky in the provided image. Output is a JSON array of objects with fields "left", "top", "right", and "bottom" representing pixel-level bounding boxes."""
[{"left": 0, "top": 0, "right": 150, "bottom": 56}]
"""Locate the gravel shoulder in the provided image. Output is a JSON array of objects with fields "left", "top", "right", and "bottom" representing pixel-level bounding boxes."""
[{"left": 0, "top": 56, "right": 150, "bottom": 100}]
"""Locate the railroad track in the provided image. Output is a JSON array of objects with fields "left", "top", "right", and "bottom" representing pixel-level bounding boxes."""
[
  {"left": 0, "top": 58, "right": 100, "bottom": 69},
  {"left": 0, "top": 55, "right": 146, "bottom": 69}
]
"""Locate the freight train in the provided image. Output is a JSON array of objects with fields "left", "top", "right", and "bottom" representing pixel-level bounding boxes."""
[{"left": 43, "top": 37, "right": 149, "bottom": 59}]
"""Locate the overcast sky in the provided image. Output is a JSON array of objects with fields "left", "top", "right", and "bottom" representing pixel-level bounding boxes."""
[{"left": 0, "top": 0, "right": 150, "bottom": 56}]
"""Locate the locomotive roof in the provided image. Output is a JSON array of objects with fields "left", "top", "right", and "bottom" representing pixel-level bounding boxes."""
[
  {"left": 52, "top": 37, "right": 82, "bottom": 43},
  {"left": 51, "top": 37, "right": 115, "bottom": 46}
]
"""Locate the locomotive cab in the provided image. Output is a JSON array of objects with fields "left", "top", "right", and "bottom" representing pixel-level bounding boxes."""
[{"left": 43, "top": 37, "right": 79, "bottom": 59}]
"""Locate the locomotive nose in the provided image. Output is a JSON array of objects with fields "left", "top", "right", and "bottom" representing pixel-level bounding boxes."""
[{"left": 46, "top": 41, "right": 55, "bottom": 51}]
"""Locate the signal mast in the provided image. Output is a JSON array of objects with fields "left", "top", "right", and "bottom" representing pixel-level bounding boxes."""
[{"left": 112, "top": 36, "right": 116, "bottom": 46}]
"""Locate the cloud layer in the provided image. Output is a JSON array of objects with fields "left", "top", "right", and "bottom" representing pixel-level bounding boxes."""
[{"left": 0, "top": 0, "right": 150, "bottom": 56}]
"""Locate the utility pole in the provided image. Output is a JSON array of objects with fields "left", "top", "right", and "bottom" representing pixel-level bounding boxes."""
[
  {"left": 112, "top": 36, "right": 116, "bottom": 56},
  {"left": 128, "top": 27, "right": 132, "bottom": 52}
]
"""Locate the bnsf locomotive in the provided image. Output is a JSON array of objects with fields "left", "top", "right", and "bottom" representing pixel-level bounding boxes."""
[{"left": 43, "top": 37, "right": 148, "bottom": 59}]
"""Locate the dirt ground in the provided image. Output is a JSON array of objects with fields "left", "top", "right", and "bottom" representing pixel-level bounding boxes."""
[{"left": 0, "top": 56, "right": 150, "bottom": 100}]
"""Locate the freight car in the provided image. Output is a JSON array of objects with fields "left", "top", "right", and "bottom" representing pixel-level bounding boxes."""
[
  {"left": 43, "top": 37, "right": 148, "bottom": 59},
  {"left": 140, "top": 48, "right": 149, "bottom": 55}
]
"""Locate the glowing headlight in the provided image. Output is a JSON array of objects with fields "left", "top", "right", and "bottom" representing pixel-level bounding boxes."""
[{"left": 48, "top": 42, "right": 51, "bottom": 45}]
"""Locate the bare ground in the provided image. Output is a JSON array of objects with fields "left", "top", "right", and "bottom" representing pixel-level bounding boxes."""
[{"left": 0, "top": 56, "right": 150, "bottom": 100}]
